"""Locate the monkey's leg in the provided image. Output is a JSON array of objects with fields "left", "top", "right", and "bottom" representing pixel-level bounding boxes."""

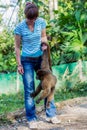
[
  {"left": 30, "top": 83, "right": 42, "bottom": 98},
  {"left": 36, "top": 88, "right": 51, "bottom": 104},
  {"left": 46, "top": 87, "right": 55, "bottom": 108}
]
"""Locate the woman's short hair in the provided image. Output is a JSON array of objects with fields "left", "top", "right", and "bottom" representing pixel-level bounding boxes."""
[{"left": 24, "top": 2, "right": 39, "bottom": 19}]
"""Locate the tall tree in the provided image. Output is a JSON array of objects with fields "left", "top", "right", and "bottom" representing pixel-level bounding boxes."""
[
  {"left": 49, "top": 0, "right": 54, "bottom": 20},
  {"left": 53, "top": 0, "right": 58, "bottom": 10},
  {"left": 49, "top": 0, "right": 58, "bottom": 20}
]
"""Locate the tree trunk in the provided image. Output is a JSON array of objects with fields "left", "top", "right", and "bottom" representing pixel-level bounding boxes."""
[
  {"left": 53, "top": 0, "right": 58, "bottom": 10},
  {"left": 49, "top": 0, "right": 54, "bottom": 20},
  {"left": 49, "top": 0, "right": 58, "bottom": 20}
]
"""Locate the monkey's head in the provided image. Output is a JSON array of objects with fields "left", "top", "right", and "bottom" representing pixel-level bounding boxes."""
[{"left": 36, "top": 69, "right": 49, "bottom": 80}]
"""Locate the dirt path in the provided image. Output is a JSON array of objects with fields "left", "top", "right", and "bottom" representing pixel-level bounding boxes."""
[{"left": 0, "top": 97, "right": 87, "bottom": 130}]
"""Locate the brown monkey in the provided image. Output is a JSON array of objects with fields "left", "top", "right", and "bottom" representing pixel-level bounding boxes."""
[
  {"left": 40, "top": 42, "right": 52, "bottom": 71},
  {"left": 31, "top": 42, "right": 57, "bottom": 108}
]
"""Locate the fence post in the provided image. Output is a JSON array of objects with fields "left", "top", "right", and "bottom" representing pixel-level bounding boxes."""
[
  {"left": 78, "top": 59, "right": 83, "bottom": 80},
  {"left": 16, "top": 70, "right": 20, "bottom": 92}
]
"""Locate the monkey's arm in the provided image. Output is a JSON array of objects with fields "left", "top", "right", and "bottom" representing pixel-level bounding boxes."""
[{"left": 30, "top": 83, "right": 42, "bottom": 98}]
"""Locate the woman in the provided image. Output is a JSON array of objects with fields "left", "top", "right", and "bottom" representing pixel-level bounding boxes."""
[{"left": 14, "top": 2, "right": 60, "bottom": 129}]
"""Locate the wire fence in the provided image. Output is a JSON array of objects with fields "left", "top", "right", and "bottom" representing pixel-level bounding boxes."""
[{"left": 0, "top": 60, "right": 87, "bottom": 95}]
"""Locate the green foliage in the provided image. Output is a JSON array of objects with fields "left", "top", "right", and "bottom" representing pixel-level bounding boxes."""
[
  {"left": 0, "top": 91, "right": 24, "bottom": 115},
  {"left": 55, "top": 88, "right": 87, "bottom": 102},
  {"left": 18, "top": 0, "right": 25, "bottom": 22},
  {"left": 47, "top": 0, "right": 87, "bottom": 65},
  {"left": 0, "top": 29, "right": 16, "bottom": 72},
  {"left": 37, "top": 1, "right": 49, "bottom": 20}
]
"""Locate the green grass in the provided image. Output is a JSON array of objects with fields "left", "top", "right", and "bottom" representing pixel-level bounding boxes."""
[
  {"left": 55, "top": 89, "right": 87, "bottom": 102},
  {"left": 0, "top": 91, "right": 24, "bottom": 115},
  {"left": 0, "top": 89, "right": 87, "bottom": 116}
]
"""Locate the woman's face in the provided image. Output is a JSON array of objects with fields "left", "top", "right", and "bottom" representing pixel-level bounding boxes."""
[{"left": 26, "top": 18, "right": 37, "bottom": 25}]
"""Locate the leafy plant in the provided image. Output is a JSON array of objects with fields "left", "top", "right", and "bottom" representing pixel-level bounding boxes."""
[
  {"left": 0, "top": 29, "right": 16, "bottom": 72},
  {"left": 47, "top": 0, "right": 87, "bottom": 65}
]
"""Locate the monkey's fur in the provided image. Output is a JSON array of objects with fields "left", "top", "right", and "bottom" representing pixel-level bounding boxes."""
[{"left": 31, "top": 42, "right": 57, "bottom": 108}]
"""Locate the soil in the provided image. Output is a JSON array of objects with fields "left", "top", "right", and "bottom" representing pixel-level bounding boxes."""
[{"left": 0, "top": 97, "right": 87, "bottom": 130}]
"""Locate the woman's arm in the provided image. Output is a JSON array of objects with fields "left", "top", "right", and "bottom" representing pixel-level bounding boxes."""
[
  {"left": 14, "top": 35, "right": 24, "bottom": 74},
  {"left": 14, "top": 35, "right": 21, "bottom": 65},
  {"left": 41, "top": 29, "right": 48, "bottom": 50},
  {"left": 41, "top": 29, "right": 47, "bottom": 43}
]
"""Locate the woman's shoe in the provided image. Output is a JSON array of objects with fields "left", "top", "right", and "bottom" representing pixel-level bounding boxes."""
[
  {"left": 46, "top": 116, "right": 61, "bottom": 124},
  {"left": 28, "top": 120, "right": 38, "bottom": 130},
  {"left": 28, "top": 120, "right": 44, "bottom": 129}
]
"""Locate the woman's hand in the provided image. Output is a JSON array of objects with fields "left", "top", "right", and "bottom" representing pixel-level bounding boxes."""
[
  {"left": 17, "top": 65, "right": 24, "bottom": 74},
  {"left": 41, "top": 43, "right": 47, "bottom": 51}
]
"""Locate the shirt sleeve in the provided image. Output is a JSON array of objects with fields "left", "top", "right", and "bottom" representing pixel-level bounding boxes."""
[
  {"left": 14, "top": 24, "right": 22, "bottom": 36},
  {"left": 41, "top": 19, "right": 46, "bottom": 30}
]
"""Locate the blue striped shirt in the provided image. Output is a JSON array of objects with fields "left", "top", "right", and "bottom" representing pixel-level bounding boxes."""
[{"left": 14, "top": 17, "right": 46, "bottom": 57}]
